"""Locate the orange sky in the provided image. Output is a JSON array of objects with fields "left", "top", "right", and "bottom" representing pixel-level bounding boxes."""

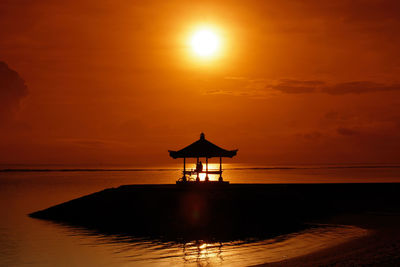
[{"left": 1, "top": 0, "right": 400, "bottom": 166}]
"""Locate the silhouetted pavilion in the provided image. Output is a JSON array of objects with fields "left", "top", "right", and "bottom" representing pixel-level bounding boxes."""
[{"left": 169, "top": 133, "right": 238, "bottom": 183}]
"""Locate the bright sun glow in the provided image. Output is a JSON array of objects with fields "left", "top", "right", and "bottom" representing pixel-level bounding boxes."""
[{"left": 190, "top": 29, "right": 220, "bottom": 58}]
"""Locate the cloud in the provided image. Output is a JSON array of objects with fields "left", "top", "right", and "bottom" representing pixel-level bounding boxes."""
[
  {"left": 204, "top": 78, "right": 325, "bottom": 97},
  {"left": 206, "top": 78, "right": 400, "bottom": 97},
  {"left": 268, "top": 80, "right": 400, "bottom": 95},
  {"left": 299, "top": 131, "right": 323, "bottom": 141},
  {"left": 0, "top": 61, "right": 28, "bottom": 121},
  {"left": 56, "top": 138, "right": 134, "bottom": 149},
  {"left": 267, "top": 79, "right": 324, "bottom": 94},
  {"left": 337, "top": 127, "right": 359, "bottom": 136},
  {"left": 322, "top": 81, "right": 400, "bottom": 95}
]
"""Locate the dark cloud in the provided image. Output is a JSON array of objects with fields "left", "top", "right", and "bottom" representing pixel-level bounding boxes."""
[
  {"left": 301, "top": 131, "right": 323, "bottom": 140},
  {"left": 268, "top": 79, "right": 324, "bottom": 94},
  {"left": 337, "top": 127, "right": 359, "bottom": 136},
  {"left": 322, "top": 81, "right": 400, "bottom": 95},
  {"left": 56, "top": 138, "right": 132, "bottom": 148},
  {"left": 210, "top": 78, "right": 400, "bottom": 97},
  {"left": 324, "top": 111, "right": 340, "bottom": 120},
  {"left": 0, "top": 61, "right": 28, "bottom": 121},
  {"left": 272, "top": 80, "right": 400, "bottom": 95},
  {"left": 340, "top": 0, "right": 400, "bottom": 22}
]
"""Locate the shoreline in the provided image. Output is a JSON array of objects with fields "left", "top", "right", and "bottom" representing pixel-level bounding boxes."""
[{"left": 254, "top": 212, "right": 400, "bottom": 266}]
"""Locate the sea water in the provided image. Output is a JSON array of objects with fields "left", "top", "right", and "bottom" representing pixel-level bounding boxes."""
[{"left": 1, "top": 164, "right": 398, "bottom": 266}]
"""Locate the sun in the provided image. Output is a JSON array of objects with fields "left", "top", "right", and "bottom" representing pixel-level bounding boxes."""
[{"left": 190, "top": 29, "right": 220, "bottom": 58}]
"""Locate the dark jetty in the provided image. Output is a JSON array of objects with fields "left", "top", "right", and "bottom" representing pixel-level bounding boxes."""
[
  {"left": 30, "top": 183, "right": 400, "bottom": 241},
  {"left": 29, "top": 183, "right": 400, "bottom": 241}
]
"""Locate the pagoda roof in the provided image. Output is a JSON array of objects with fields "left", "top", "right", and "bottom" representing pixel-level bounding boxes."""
[{"left": 168, "top": 133, "right": 238, "bottom": 159}]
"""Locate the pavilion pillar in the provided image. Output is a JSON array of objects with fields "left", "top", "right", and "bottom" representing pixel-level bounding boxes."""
[
  {"left": 196, "top": 157, "right": 200, "bottom": 182},
  {"left": 205, "top": 157, "right": 209, "bottom": 181},
  {"left": 219, "top": 157, "right": 223, "bottom": 182},
  {"left": 182, "top": 157, "right": 186, "bottom": 182}
]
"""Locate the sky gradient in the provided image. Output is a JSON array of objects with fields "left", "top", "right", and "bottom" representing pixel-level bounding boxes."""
[{"left": 1, "top": 0, "right": 400, "bottom": 166}]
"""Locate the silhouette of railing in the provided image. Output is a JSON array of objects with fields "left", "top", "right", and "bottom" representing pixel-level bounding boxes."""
[{"left": 183, "top": 169, "right": 223, "bottom": 176}]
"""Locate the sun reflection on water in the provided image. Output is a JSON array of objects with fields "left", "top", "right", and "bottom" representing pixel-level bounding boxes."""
[
  {"left": 67, "top": 224, "right": 367, "bottom": 267},
  {"left": 182, "top": 241, "right": 224, "bottom": 265}
]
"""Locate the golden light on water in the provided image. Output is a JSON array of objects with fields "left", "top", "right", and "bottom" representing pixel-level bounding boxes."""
[{"left": 190, "top": 28, "right": 221, "bottom": 58}]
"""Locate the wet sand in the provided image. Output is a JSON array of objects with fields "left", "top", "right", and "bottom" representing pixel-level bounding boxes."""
[{"left": 255, "top": 212, "right": 400, "bottom": 266}]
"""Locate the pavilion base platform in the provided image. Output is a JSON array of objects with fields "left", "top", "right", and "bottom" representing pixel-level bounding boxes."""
[{"left": 176, "top": 180, "right": 229, "bottom": 186}]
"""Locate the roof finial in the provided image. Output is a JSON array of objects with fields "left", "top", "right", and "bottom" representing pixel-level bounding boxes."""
[{"left": 200, "top": 132, "right": 205, "bottom": 140}]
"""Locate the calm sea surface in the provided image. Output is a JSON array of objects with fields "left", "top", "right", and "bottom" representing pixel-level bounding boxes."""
[{"left": 1, "top": 164, "right": 398, "bottom": 266}]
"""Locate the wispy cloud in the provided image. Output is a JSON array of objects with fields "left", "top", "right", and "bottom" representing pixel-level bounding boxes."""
[
  {"left": 337, "top": 127, "right": 359, "bottom": 136},
  {"left": 55, "top": 138, "right": 134, "bottom": 148},
  {"left": 267, "top": 79, "right": 324, "bottom": 94},
  {"left": 321, "top": 81, "right": 400, "bottom": 95},
  {"left": 206, "top": 78, "right": 400, "bottom": 97}
]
